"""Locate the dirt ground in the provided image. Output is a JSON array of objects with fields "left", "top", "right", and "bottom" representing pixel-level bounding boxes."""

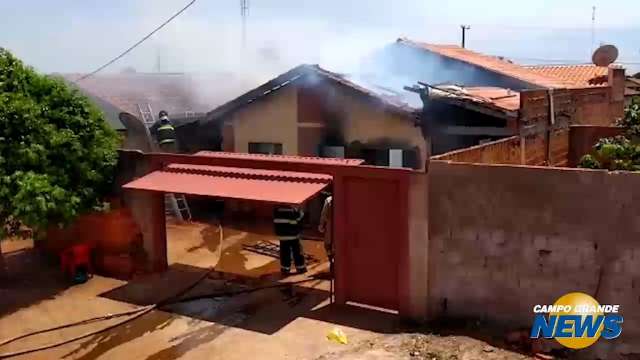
[
  {"left": 0, "top": 219, "right": 537, "bottom": 360},
  {"left": 316, "top": 333, "right": 535, "bottom": 360}
]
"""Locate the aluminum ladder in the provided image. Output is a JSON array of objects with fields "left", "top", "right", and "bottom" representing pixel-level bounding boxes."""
[
  {"left": 165, "top": 193, "right": 192, "bottom": 222},
  {"left": 137, "top": 103, "right": 155, "bottom": 126}
]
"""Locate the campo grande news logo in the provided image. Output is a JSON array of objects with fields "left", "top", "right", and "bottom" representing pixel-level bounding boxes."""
[{"left": 530, "top": 292, "right": 623, "bottom": 349}]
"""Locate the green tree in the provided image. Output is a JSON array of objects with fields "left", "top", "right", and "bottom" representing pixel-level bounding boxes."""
[
  {"left": 0, "top": 49, "right": 120, "bottom": 277},
  {"left": 579, "top": 98, "right": 640, "bottom": 171}
]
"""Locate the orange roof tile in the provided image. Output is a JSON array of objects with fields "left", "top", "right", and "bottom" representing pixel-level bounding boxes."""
[
  {"left": 397, "top": 38, "right": 576, "bottom": 89},
  {"left": 524, "top": 64, "right": 609, "bottom": 87}
]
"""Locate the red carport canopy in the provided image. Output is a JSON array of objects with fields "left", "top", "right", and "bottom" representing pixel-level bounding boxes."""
[{"left": 122, "top": 163, "right": 332, "bottom": 205}]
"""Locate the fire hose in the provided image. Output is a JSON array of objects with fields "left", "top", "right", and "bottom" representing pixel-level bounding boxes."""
[
  {"left": 0, "top": 278, "right": 318, "bottom": 359},
  {"left": 0, "top": 221, "right": 321, "bottom": 359}
]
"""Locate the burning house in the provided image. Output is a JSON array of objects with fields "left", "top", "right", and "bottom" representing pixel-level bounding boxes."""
[{"left": 205, "top": 64, "right": 427, "bottom": 170}]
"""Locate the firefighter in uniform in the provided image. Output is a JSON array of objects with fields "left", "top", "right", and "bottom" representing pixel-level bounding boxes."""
[
  {"left": 274, "top": 205, "right": 307, "bottom": 276},
  {"left": 155, "top": 110, "right": 177, "bottom": 152}
]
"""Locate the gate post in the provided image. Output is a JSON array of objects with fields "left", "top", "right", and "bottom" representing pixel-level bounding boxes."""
[
  {"left": 125, "top": 191, "right": 168, "bottom": 272},
  {"left": 404, "top": 172, "right": 429, "bottom": 322}
]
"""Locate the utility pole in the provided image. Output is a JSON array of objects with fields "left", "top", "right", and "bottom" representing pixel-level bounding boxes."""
[
  {"left": 460, "top": 25, "right": 471, "bottom": 48},
  {"left": 241, "top": 0, "right": 249, "bottom": 49}
]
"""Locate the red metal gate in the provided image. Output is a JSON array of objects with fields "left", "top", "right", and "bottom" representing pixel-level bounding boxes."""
[{"left": 334, "top": 167, "right": 410, "bottom": 312}]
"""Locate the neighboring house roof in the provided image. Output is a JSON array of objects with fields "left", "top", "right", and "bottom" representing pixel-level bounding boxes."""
[
  {"left": 396, "top": 38, "right": 577, "bottom": 89},
  {"left": 525, "top": 65, "right": 640, "bottom": 98},
  {"left": 62, "top": 73, "right": 210, "bottom": 115},
  {"left": 206, "top": 64, "right": 422, "bottom": 122},
  {"left": 524, "top": 64, "right": 609, "bottom": 87},
  {"left": 59, "top": 72, "right": 215, "bottom": 130},
  {"left": 58, "top": 77, "right": 126, "bottom": 130}
]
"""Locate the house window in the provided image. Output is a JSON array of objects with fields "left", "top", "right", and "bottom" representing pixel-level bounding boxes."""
[
  {"left": 389, "top": 149, "right": 404, "bottom": 168},
  {"left": 320, "top": 146, "right": 345, "bottom": 158},
  {"left": 248, "top": 142, "right": 283, "bottom": 155},
  {"left": 361, "top": 148, "right": 419, "bottom": 169}
]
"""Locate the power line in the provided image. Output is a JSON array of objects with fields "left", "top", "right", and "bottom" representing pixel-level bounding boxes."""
[{"left": 75, "top": 0, "right": 197, "bottom": 82}]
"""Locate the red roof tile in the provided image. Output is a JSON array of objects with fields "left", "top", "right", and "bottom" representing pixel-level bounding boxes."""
[
  {"left": 524, "top": 64, "right": 609, "bottom": 87},
  {"left": 397, "top": 39, "right": 576, "bottom": 89},
  {"left": 195, "top": 151, "right": 365, "bottom": 166},
  {"left": 123, "top": 164, "right": 331, "bottom": 205}
]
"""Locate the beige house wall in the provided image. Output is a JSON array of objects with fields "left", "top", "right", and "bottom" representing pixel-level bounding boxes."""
[
  {"left": 331, "top": 87, "right": 427, "bottom": 170},
  {"left": 229, "top": 82, "right": 426, "bottom": 170},
  {"left": 231, "top": 85, "right": 299, "bottom": 155}
]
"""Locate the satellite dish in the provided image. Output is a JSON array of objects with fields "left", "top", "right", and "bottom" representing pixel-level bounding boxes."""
[{"left": 592, "top": 44, "right": 619, "bottom": 67}]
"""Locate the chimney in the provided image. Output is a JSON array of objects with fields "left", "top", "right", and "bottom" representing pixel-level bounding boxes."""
[{"left": 608, "top": 65, "right": 626, "bottom": 103}]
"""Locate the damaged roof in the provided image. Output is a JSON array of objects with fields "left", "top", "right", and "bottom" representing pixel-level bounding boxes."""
[
  {"left": 396, "top": 38, "right": 577, "bottom": 89},
  {"left": 428, "top": 85, "right": 520, "bottom": 119},
  {"left": 464, "top": 87, "right": 520, "bottom": 112},
  {"left": 524, "top": 64, "right": 609, "bottom": 87},
  {"left": 205, "top": 64, "right": 422, "bottom": 122}
]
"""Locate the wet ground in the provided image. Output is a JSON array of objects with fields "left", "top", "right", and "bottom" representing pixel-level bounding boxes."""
[{"left": 0, "top": 219, "right": 401, "bottom": 359}]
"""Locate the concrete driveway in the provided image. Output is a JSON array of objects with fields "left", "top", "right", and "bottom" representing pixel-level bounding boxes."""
[{"left": 0, "top": 221, "right": 401, "bottom": 360}]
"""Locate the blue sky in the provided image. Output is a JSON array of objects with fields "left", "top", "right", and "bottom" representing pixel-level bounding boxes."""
[{"left": 1, "top": 0, "right": 638, "bottom": 75}]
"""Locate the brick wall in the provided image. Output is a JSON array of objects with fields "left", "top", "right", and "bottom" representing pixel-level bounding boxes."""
[
  {"left": 520, "top": 129, "right": 569, "bottom": 167},
  {"left": 430, "top": 130, "right": 569, "bottom": 167},
  {"left": 431, "top": 136, "right": 521, "bottom": 164},
  {"left": 571, "top": 87, "right": 620, "bottom": 126},
  {"left": 424, "top": 161, "right": 640, "bottom": 358},
  {"left": 429, "top": 86, "right": 622, "bottom": 167},
  {"left": 568, "top": 125, "right": 624, "bottom": 167}
]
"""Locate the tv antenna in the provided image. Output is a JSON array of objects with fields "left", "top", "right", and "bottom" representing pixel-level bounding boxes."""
[
  {"left": 592, "top": 44, "right": 619, "bottom": 67},
  {"left": 591, "top": 6, "right": 596, "bottom": 54},
  {"left": 241, "top": 0, "right": 249, "bottom": 49}
]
